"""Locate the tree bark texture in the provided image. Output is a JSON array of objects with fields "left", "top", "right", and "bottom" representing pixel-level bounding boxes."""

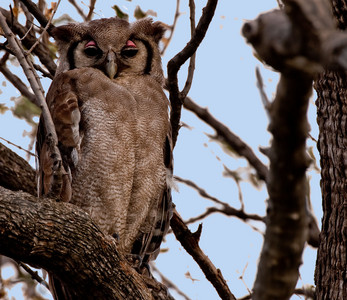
[
  {"left": 313, "top": 1, "right": 347, "bottom": 299},
  {"left": 314, "top": 70, "right": 347, "bottom": 300},
  {"left": 0, "top": 144, "right": 172, "bottom": 299}
]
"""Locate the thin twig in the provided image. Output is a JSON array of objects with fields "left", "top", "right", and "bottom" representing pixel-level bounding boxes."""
[
  {"left": 19, "top": 0, "right": 54, "bottom": 32},
  {"left": 167, "top": 0, "right": 218, "bottom": 147},
  {"left": 26, "top": 0, "right": 61, "bottom": 55},
  {"left": 0, "top": 137, "right": 37, "bottom": 158},
  {"left": 68, "top": 0, "right": 87, "bottom": 21},
  {"left": 183, "top": 96, "right": 269, "bottom": 181},
  {"left": 152, "top": 265, "right": 192, "bottom": 300},
  {"left": 33, "top": 63, "right": 54, "bottom": 79},
  {"left": 17, "top": 262, "right": 49, "bottom": 289},
  {"left": 175, "top": 176, "right": 226, "bottom": 206},
  {"left": 255, "top": 67, "right": 270, "bottom": 117},
  {"left": 86, "top": 0, "right": 96, "bottom": 21},
  {"left": 180, "top": 0, "right": 196, "bottom": 99},
  {"left": 161, "top": 0, "right": 181, "bottom": 55},
  {"left": 0, "top": 58, "right": 37, "bottom": 104}
]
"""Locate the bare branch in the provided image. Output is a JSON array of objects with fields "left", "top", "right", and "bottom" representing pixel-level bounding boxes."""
[
  {"left": 68, "top": 0, "right": 87, "bottom": 21},
  {"left": 17, "top": 262, "right": 49, "bottom": 289},
  {"left": 152, "top": 265, "right": 192, "bottom": 300},
  {"left": 19, "top": 0, "right": 54, "bottom": 33},
  {"left": 0, "top": 10, "right": 63, "bottom": 197},
  {"left": 183, "top": 96, "right": 269, "bottom": 181},
  {"left": 170, "top": 210, "right": 236, "bottom": 300},
  {"left": 255, "top": 67, "right": 270, "bottom": 116},
  {"left": 175, "top": 176, "right": 225, "bottom": 206},
  {"left": 180, "top": 0, "right": 196, "bottom": 99},
  {"left": 26, "top": 0, "right": 61, "bottom": 55},
  {"left": 167, "top": 0, "right": 218, "bottom": 147},
  {"left": 161, "top": 0, "right": 181, "bottom": 56},
  {"left": 0, "top": 57, "right": 36, "bottom": 103},
  {"left": 86, "top": 0, "right": 96, "bottom": 21},
  {"left": 0, "top": 7, "right": 56, "bottom": 75},
  {"left": 242, "top": 3, "right": 326, "bottom": 298}
]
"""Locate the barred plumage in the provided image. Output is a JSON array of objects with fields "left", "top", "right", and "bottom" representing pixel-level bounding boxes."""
[{"left": 36, "top": 17, "right": 172, "bottom": 299}]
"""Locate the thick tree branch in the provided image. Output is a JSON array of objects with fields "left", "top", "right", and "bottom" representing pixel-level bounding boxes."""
[
  {"left": 183, "top": 97, "right": 269, "bottom": 181},
  {"left": 0, "top": 186, "right": 174, "bottom": 299},
  {"left": 0, "top": 142, "right": 36, "bottom": 196},
  {"left": 241, "top": 0, "right": 341, "bottom": 298},
  {"left": 168, "top": 0, "right": 218, "bottom": 147}
]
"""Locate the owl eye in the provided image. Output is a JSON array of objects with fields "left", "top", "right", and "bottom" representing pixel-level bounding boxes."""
[
  {"left": 121, "top": 40, "right": 138, "bottom": 58},
  {"left": 84, "top": 40, "right": 100, "bottom": 57}
]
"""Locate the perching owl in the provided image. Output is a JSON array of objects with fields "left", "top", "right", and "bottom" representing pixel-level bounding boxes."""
[{"left": 36, "top": 17, "right": 172, "bottom": 297}]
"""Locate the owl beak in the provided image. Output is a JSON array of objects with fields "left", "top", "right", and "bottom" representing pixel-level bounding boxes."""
[{"left": 106, "top": 51, "right": 117, "bottom": 79}]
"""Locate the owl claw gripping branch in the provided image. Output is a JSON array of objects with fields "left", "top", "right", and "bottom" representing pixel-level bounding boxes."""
[{"left": 36, "top": 17, "right": 173, "bottom": 299}]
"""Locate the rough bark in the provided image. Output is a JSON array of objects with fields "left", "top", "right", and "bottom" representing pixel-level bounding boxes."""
[
  {"left": 0, "top": 145, "right": 172, "bottom": 299},
  {"left": 313, "top": 1, "right": 347, "bottom": 299},
  {"left": 0, "top": 142, "right": 36, "bottom": 196},
  {"left": 314, "top": 71, "right": 347, "bottom": 300}
]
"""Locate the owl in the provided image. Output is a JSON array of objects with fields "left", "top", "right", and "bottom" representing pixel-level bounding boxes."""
[{"left": 36, "top": 17, "right": 173, "bottom": 298}]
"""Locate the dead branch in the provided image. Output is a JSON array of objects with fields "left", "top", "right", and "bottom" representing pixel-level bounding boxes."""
[
  {"left": 68, "top": 0, "right": 87, "bottom": 21},
  {"left": 19, "top": 0, "right": 54, "bottom": 32},
  {"left": 183, "top": 97, "right": 269, "bottom": 181},
  {"left": 167, "top": 0, "right": 218, "bottom": 147},
  {"left": 86, "top": 0, "right": 96, "bottom": 21},
  {"left": 161, "top": 0, "right": 181, "bottom": 56},
  {"left": 0, "top": 57, "right": 36, "bottom": 103},
  {"left": 241, "top": 0, "right": 342, "bottom": 297},
  {"left": 170, "top": 210, "right": 236, "bottom": 300},
  {"left": 180, "top": 0, "right": 196, "bottom": 99},
  {"left": 0, "top": 10, "right": 64, "bottom": 198},
  {"left": 0, "top": 7, "right": 56, "bottom": 75}
]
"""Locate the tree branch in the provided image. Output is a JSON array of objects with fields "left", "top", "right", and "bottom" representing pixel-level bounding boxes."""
[
  {"left": 0, "top": 10, "right": 63, "bottom": 198},
  {"left": 170, "top": 210, "right": 236, "bottom": 300},
  {"left": 241, "top": 0, "right": 339, "bottom": 297},
  {"left": 167, "top": 0, "right": 218, "bottom": 147},
  {"left": 183, "top": 97, "right": 269, "bottom": 181},
  {"left": 0, "top": 7, "right": 56, "bottom": 75},
  {"left": 0, "top": 186, "right": 172, "bottom": 299}
]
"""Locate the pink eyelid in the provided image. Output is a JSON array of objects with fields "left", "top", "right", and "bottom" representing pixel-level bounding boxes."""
[
  {"left": 85, "top": 40, "right": 97, "bottom": 48},
  {"left": 126, "top": 40, "right": 136, "bottom": 48}
]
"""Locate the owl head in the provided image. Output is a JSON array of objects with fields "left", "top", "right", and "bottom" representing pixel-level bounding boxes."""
[{"left": 52, "top": 17, "right": 165, "bottom": 84}]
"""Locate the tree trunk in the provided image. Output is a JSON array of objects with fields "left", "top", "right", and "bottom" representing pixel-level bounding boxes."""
[{"left": 314, "top": 2, "right": 347, "bottom": 299}]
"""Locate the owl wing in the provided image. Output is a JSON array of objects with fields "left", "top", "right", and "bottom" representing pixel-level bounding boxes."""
[
  {"left": 132, "top": 128, "right": 173, "bottom": 272},
  {"left": 36, "top": 71, "right": 82, "bottom": 202}
]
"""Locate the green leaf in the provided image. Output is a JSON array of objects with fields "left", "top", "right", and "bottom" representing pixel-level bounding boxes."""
[
  {"left": 112, "top": 5, "right": 129, "bottom": 20},
  {"left": 11, "top": 96, "right": 41, "bottom": 125}
]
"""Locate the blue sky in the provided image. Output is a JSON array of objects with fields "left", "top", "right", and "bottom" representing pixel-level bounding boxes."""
[{"left": 0, "top": 1, "right": 321, "bottom": 299}]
